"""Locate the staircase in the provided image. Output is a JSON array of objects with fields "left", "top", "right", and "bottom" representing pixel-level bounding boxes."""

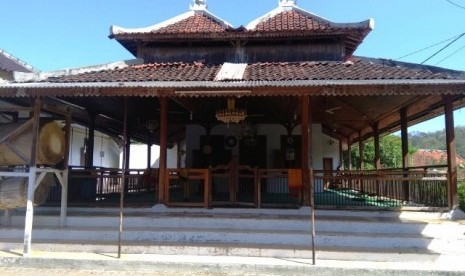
[{"left": 0, "top": 207, "right": 463, "bottom": 261}]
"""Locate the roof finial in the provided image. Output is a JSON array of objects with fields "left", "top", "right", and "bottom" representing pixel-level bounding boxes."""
[
  {"left": 191, "top": 0, "right": 207, "bottom": 11},
  {"left": 279, "top": 0, "right": 297, "bottom": 7}
]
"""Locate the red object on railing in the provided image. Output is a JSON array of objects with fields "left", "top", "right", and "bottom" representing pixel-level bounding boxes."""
[{"left": 288, "top": 169, "right": 302, "bottom": 197}]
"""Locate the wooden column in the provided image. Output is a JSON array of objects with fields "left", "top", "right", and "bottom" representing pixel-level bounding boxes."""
[
  {"left": 124, "top": 136, "right": 131, "bottom": 170},
  {"left": 444, "top": 96, "right": 458, "bottom": 209},
  {"left": 118, "top": 98, "right": 128, "bottom": 258},
  {"left": 301, "top": 95, "right": 310, "bottom": 206},
  {"left": 339, "top": 140, "right": 343, "bottom": 169},
  {"left": 400, "top": 108, "right": 410, "bottom": 202},
  {"left": 23, "top": 97, "right": 41, "bottom": 256},
  {"left": 400, "top": 108, "right": 409, "bottom": 169},
  {"left": 373, "top": 123, "right": 381, "bottom": 170},
  {"left": 358, "top": 132, "right": 364, "bottom": 170},
  {"left": 85, "top": 113, "right": 95, "bottom": 169},
  {"left": 347, "top": 137, "right": 352, "bottom": 170},
  {"left": 60, "top": 113, "right": 72, "bottom": 227},
  {"left": 158, "top": 97, "right": 168, "bottom": 204},
  {"left": 147, "top": 134, "right": 152, "bottom": 168}
]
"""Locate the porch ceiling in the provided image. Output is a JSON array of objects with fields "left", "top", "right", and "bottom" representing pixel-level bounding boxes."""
[{"left": 2, "top": 92, "right": 464, "bottom": 146}]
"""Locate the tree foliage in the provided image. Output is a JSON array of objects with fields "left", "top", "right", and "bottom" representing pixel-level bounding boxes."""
[
  {"left": 342, "top": 126, "right": 465, "bottom": 171},
  {"left": 344, "top": 134, "right": 417, "bottom": 170}
]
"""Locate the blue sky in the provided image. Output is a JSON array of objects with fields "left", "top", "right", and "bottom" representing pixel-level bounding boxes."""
[{"left": 1, "top": 0, "right": 464, "bottom": 132}]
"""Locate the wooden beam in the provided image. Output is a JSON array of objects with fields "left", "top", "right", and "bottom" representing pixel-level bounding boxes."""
[
  {"left": 0, "top": 118, "right": 33, "bottom": 145},
  {"left": 444, "top": 96, "right": 458, "bottom": 209},
  {"left": 158, "top": 97, "right": 168, "bottom": 204}
]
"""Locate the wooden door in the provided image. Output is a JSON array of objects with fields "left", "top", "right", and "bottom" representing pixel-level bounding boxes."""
[{"left": 323, "top": 158, "right": 333, "bottom": 189}]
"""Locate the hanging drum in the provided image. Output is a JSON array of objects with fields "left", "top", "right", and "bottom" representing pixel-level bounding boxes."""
[
  {"left": 0, "top": 121, "right": 65, "bottom": 210},
  {"left": 0, "top": 121, "right": 65, "bottom": 166}
]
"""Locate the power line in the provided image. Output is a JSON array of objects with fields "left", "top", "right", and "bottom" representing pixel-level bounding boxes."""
[
  {"left": 435, "top": 43, "right": 465, "bottom": 65},
  {"left": 446, "top": 0, "right": 465, "bottom": 10},
  {"left": 421, "top": 33, "right": 465, "bottom": 64},
  {"left": 395, "top": 34, "right": 463, "bottom": 60}
]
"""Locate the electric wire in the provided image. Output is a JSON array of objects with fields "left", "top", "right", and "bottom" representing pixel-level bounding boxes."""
[
  {"left": 395, "top": 33, "right": 463, "bottom": 60},
  {"left": 435, "top": 43, "right": 465, "bottom": 65},
  {"left": 446, "top": 0, "right": 465, "bottom": 10},
  {"left": 421, "top": 33, "right": 465, "bottom": 64}
]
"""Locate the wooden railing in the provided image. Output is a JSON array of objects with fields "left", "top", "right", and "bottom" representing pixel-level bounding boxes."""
[
  {"left": 313, "top": 169, "right": 448, "bottom": 207},
  {"left": 257, "top": 169, "right": 300, "bottom": 208},
  {"left": 210, "top": 164, "right": 258, "bottom": 207},
  {"left": 165, "top": 168, "right": 210, "bottom": 208},
  {"left": 46, "top": 166, "right": 448, "bottom": 209},
  {"left": 47, "top": 166, "right": 158, "bottom": 207}
]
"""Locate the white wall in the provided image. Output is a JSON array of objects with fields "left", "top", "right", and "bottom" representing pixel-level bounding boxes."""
[
  {"left": 69, "top": 127, "right": 120, "bottom": 168},
  {"left": 127, "top": 144, "right": 178, "bottom": 169}
]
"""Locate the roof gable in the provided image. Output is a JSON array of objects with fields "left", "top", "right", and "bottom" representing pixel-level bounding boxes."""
[
  {"left": 110, "top": 9, "right": 232, "bottom": 37},
  {"left": 252, "top": 10, "right": 331, "bottom": 32},
  {"left": 246, "top": 3, "right": 372, "bottom": 32},
  {"left": 155, "top": 13, "right": 228, "bottom": 34},
  {"left": 0, "top": 49, "right": 37, "bottom": 73}
]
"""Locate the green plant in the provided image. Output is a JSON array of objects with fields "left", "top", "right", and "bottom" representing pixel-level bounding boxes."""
[{"left": 459, "top": 182, "right": 465, "bottom": 212}]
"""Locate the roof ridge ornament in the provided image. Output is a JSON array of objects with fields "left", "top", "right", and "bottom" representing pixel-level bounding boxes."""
[
  {"left": 279, "top": 0, "right": 297, "bottom": 7},
  {"left": 191, "top": 0, "right": 207, "bottom": 11}
]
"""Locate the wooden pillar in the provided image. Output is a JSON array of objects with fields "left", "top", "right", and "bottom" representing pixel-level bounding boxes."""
[
  {"left": 60, "top": 113, "right": 72, "bottom": 227},
  {"left": 23, "top": 97, "right": 41, "bottom": 256},
  {"left": 373, "top": 123, "right": 381, "bottom": 170},
  {"left": 347, "top": 137, "right": 352, "bottom": 170},
  {"left": 444, "top": 96, "right": 458, "bottom": 209},
  {"left": 400, "top": 108, "right": 409, "bottom": 169},
  {"left": 339, "top": 140, "right": 343, "bottom": 169},
  {"left": 118, "top": 98, "right": 128, "bottom": 258},
  {"left": 85, "top": 113, "right": 95, "bottom": 169},
  {"left": 124, "top": 136, "right": 131, "bottom": 170},
  {"left": 158, "top": 97, "right": 168, "bottom": 204},
  {"left": 400, "top": 108, "right": 410, "bottom": 202},
  {"left": 147, "top": 134, "right": 152, "bottom": 168},
  {"left": 301, "top": 96, "right": 310, "bottom": 206},
  {"left": 358, "top": 131, "right": 364, "bottom": 170}
]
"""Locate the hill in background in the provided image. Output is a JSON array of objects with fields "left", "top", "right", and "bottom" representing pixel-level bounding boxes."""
[{"left": 409, "top": 126, "right": 465, "bottom": 158}]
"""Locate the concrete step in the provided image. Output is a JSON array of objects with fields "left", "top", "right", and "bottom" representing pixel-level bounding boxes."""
[
  {"left": 0, "top": 240, "right": 442, "bottom": 262},
  {"left": 0, "top": 225, "right": 444, "bottom": 250},
  {"left": 2, "top": 207, "right": 463, "bottom": 259},
  {"left": 4, "top": 212, "right": 463, "bottom": 240}
]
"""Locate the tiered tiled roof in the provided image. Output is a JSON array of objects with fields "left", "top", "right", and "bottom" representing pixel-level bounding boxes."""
[
  {"left": 154, "top": 13, "right": 228, "bottom": 34},
  {"left": 111, "top": 2, "right": 372, "bottom": 58},
  {"left": 47, "top": 62, "right": 221, "bottom": 83},
  {"left": 45, "top": 59, "right": 454, "bottom": 84},
  {"left": 253, "top": 10, "right": 331, "bottom": 32}
]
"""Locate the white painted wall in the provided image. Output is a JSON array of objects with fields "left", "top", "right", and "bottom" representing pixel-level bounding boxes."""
[
  {"left": 69, "top": 127, "right": 120, "bottom": 168},
  {"left": 127, "top": 144, "right": 178, "bottom": 169}
]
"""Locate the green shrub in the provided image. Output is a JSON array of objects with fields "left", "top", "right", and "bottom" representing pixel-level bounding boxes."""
[{"left": 459, "top": 182, "right": 465, "bottom": 212}]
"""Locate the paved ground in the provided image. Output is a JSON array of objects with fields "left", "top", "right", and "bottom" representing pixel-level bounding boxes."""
[
  {"left": 1, "top": 250, "right": 465, "bottom": 276},
  {"left": 0, "top": 268, "right": 178, "bottom": 276}
]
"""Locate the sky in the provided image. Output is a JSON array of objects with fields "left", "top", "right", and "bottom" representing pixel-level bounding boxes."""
[{"left": 1, "top": 0, "right": 464, "bottom": 132}]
